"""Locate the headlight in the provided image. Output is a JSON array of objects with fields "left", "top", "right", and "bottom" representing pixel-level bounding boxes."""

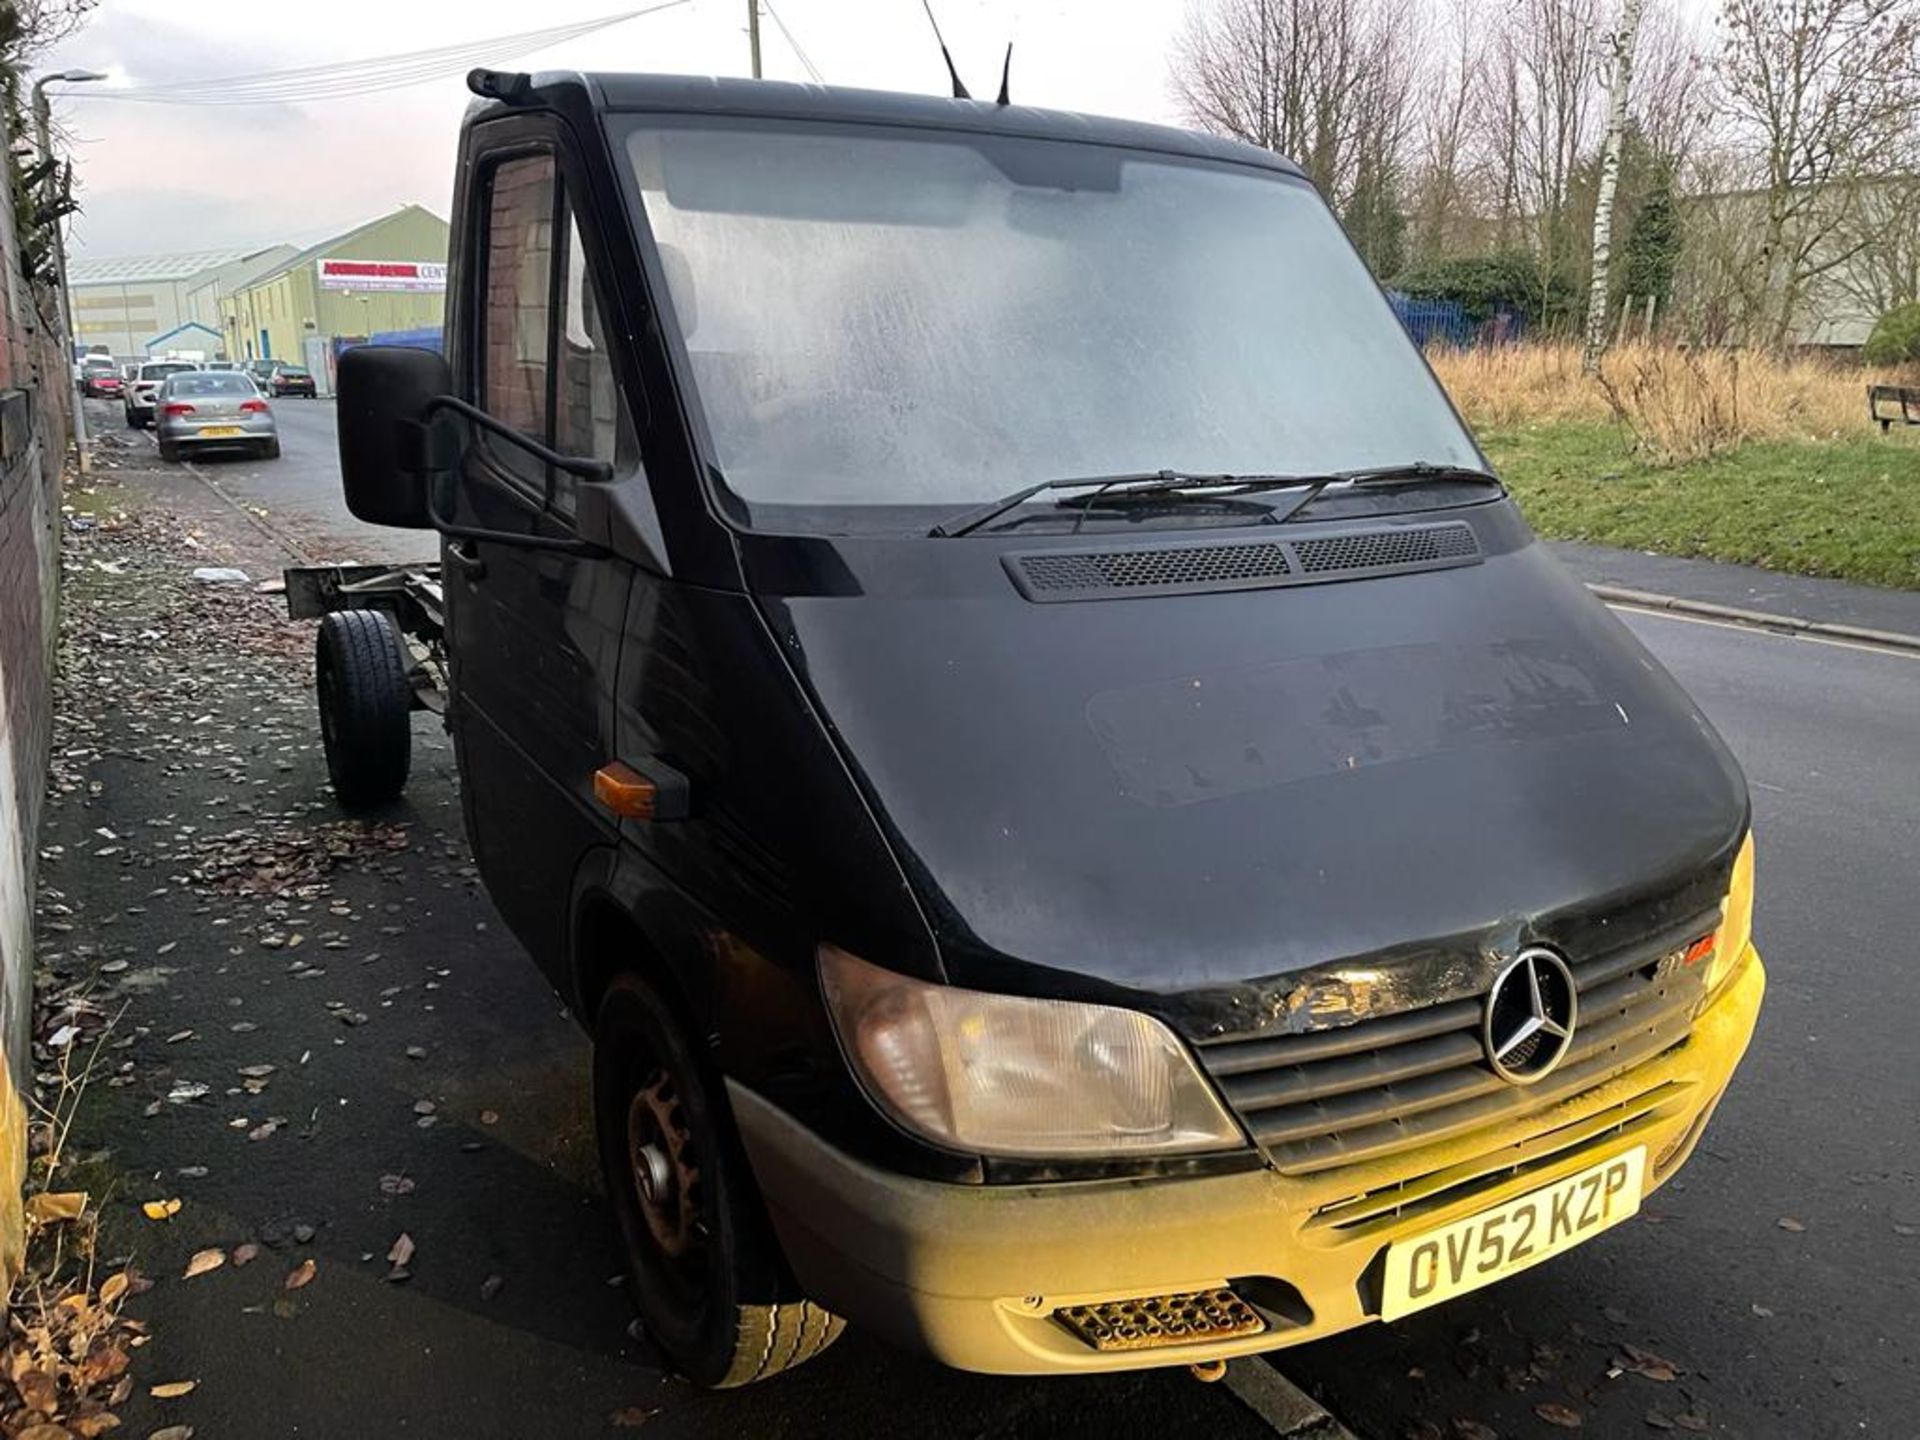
[
  {"left": 1704, "top": 831, "right": 1756, "bottom": 1002},
  {"left": 818, "top": 945, "right": 1245, "bottom": 1159}
]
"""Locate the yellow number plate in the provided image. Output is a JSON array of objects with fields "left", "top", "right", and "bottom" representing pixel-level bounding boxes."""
[
  {"left": 1379, "top": 1146, "right": 1646, "bottom": 1321},
  {"left": 197, "top": 426, "right": 244, "bottom": 437}
]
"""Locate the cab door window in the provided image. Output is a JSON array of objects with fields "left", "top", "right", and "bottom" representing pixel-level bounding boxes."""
[{"left": 477, "top": 151, "right": 558, "bottom": 490}]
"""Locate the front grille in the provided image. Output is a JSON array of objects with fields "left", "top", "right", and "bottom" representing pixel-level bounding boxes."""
[
  {"left": 1199, "top": 908, "right": 1719, "bottom": 1178},
  {"left": 1018, "top": 541, "right": 1295, "bottom": 594},
  {"left": 1292, "top": 524, "right": 1480, "bottom": 574},
  {"left": 1006, "top": 522, "right": 1481, "bottom": 602}
]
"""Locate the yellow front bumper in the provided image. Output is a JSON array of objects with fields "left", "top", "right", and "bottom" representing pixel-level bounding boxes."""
[{"left": 734, "top": 946, "right": 1765, "bottom": 1376}]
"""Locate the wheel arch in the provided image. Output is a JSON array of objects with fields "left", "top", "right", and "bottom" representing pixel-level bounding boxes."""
[{"left": 567, "top": 845, "right": 701, "bottom": 1034}]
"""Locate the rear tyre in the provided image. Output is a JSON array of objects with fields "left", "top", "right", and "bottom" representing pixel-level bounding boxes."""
[
  {"left": 262, "top": 438, "right": 282, "bottom": 460},
  {"left": 315, "top": 610, "right": 412, "bottom": 807},
  {"left": 593, "top": 973, "right": 843, "bottom": 1387},
  {"left": 157, "top": 439, "right": 179, "bottom": 463}
]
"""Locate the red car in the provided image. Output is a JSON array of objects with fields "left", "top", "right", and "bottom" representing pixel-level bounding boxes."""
[{"left": 81, "top": 364, "right": 122, "bottom": 399}]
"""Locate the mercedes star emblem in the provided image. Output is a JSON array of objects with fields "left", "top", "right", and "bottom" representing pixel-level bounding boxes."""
[{"left": 1483, "top": 948, "right": 1578, "bottom": 1085}]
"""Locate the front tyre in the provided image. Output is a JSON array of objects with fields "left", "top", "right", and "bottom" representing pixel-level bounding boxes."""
[
  {"left": 315, "top": 610, "right": 412, "bottom": 806},
  {"left": 593, "top": 973, "right": 842, "bottom": 1387}
]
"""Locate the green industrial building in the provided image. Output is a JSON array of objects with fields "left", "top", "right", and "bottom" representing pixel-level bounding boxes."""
[{"left": 220, "top": 204, "right": 449, "bottom": 378}]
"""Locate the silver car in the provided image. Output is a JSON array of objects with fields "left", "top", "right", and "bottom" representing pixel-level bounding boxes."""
[
  {"left": 155, "top": 370, "right": 280, "bottom": 462},
  {"left": 124, "top": 359, "right": 199, "bottom": 428}
]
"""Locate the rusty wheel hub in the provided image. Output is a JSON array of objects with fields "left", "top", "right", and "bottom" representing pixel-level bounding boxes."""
[{"left": 627, "top": 1069, "right": 700, "bottom": 1259}]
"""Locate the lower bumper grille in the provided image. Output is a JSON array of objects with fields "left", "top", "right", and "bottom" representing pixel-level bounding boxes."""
[
  {"left": 1052, "top": 1289, "right": 1266, "bottom": 1352},
  {"left": 1199, "top": 908, "right": 1719, "bottom": 1177}
]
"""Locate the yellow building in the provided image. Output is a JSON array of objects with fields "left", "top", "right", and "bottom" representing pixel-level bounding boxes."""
[{"left": 220, "top": 204, "right": 449, "bottom": 377}]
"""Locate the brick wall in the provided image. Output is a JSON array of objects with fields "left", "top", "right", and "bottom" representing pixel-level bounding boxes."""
[{"left": 0, "top": 100, "right": 67, "bottom": 1287}]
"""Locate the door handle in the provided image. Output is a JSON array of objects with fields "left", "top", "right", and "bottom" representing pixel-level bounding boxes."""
[{"left": 446, "top": 539, "right": 486, "bottom": 580}]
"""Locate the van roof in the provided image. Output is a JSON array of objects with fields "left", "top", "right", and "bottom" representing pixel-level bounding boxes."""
[{"left": 508, "top": 71, "right": 1304, "bottom": 181}]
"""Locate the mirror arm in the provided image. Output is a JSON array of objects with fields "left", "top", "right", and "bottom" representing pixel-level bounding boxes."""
[
  {"left": 423, "top": 472, "right": 609, "bottom": 557},
  {"left": 422, "top": 393, "right": 615, "bottom": 483}
]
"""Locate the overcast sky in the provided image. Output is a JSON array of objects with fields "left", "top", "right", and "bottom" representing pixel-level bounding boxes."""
[{"left": 44, "top": 0, "right": 1191, "bottom": 261}]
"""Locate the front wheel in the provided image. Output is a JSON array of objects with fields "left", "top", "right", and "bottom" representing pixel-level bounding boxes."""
[
  {"left": 315, "top": 610, "right": 412, "bottom": 806},
  {"left": 594, "top": 974, "right": 842, "bottom": 1387}
]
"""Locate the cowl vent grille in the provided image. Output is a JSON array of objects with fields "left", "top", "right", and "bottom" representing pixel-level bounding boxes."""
[{"left": 1006, "top": 522, "right": 1482, "bottom": 602}]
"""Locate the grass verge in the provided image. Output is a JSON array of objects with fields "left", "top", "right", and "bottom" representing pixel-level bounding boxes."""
[{"left": 1483, "top": 421, "right": 1920, "bottom": 591}]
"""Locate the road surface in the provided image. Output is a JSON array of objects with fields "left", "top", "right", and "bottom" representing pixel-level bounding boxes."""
[{"left": 75, "top": 397, "right": 1920, "bottom": 1438}]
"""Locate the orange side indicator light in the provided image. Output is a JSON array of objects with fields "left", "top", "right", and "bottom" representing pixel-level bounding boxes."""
[
  {"left": 595, "top": 762, "right": 659, "bottom": 819},
  {"left": 1681, "top": 932, "right": 1718, "bottom": 967},
  {"left": 593, "top": 757, "right": 691, "bottom": 822}
]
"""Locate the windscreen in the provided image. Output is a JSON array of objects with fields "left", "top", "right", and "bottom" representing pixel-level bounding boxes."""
[{"left": 625, "top": 121, "right": 1478, "bottom": 522}]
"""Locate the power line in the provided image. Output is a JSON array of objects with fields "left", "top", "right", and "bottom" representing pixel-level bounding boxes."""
[
  {"left": 761, "top": 0, "right": 824, "bottom": 83},
  {"left": 84, "top": 3, "right": 690, "bottom": 106}
]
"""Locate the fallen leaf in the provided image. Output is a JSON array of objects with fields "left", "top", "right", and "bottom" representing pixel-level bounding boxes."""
[
  {"left": 1645, "top": 1411, "right": 1675, "bottom": 1431},
  {"left": 1751, "top": 1302, "right": 1775, "bottom": 1318},
  {"left": 1618, "top": 1344, "right": 1681, "bottom": 1382},
  {"left": 479, "top": 1274, "right": 504, "bottom": 1301},
  {"left": 183, "top": 1249, "right": 225, "bottom": 1279},
  {"left": 609, "top": 1408, "right": 657, "bottom": 1428},
  {"left": 1777, "top": 1217, "right": 1806, "bottom": 1232},
  {"left": 140, "top": 1198, "right": 182, "bottom": 1222},
  {"left": 16, "top": 1368, "right": 58, "bottom": 1413},
  {"left": 412, "top": 1099, "right": 436, "bottom": 1116},
  {"left": 68, "top": 1413, "right": 121, "bottom": 1438},
  {"left": 99, "top": 1272, "right": 131, "bottom": 1306},
  {"left": 79, "top": 1340, "right": 131, "bottom": 1387},
  {"left": 378, "top": 1174, "right": 414, "bottom": 1197},
  {"left": 1892, "top": 1223, "right": 1915, "bottom": 1237},
  {"left": 387, "top": 1233, "right": 415, "bottom": 1268},
  {"left": 284, "top": 1258, "right": 316, "bottom": 1290},
  {"left": 1535, "top": 1402, "right": 1582, "bottom": 1430},
  {"left": 149, "top": 1428, "right": 195, "bottom": 1440},
  {"left": 25, "top": 1191, "right": 89, "bottom": 1224},
  {"left": 1450, "top": 1422, "right": 1498, "bottom": 1440},
  {"left": 1672, "top": 1409, "right": 1709, "bottom": 1433},
  {"left": 151, "top": 1380, "right": 198, "bottom": 1399},
  {"left": 17, "top": 1424, "right": 76, "bottom": 1440},
  {"left": 231, "top": 1243, "right": 260, "bottom": 1267}
]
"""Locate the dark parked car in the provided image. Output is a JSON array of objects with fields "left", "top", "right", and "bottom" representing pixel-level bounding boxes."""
[
  {"left": 319, "top": 71, "right": 1765, "bottom": 1389},
  {"left": 261, "top": 362, "right": 316, "bottom": 397}
]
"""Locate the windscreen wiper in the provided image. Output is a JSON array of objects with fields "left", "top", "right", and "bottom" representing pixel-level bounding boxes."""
[
  {"left": 928, "top": 461, "right": 1501, "bottom": 538},
  {"left": 930, "top": 469, "right": 1320, "bottom": 538},
  {"left": 1338, "top": 461, "right": 1503, "bottom": 488}
]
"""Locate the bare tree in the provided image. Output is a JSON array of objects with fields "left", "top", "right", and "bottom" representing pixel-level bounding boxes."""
[
  {"left": 1585, "top": 0, "right": 1647, "bottom": 369},
  {"left": 1172, "top": 0, "right": 1421, "bottom": 268},
  {"left": 1404, "top": 0, "right": 1484, "bottom": 261},
  {"left": 1716, "top": 0, "right": 1920, "bottom": 345}
]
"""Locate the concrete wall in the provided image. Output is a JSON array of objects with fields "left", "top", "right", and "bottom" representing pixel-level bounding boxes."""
[{"left": 0, "top": 109, "right": 64, "bottom": 1289}]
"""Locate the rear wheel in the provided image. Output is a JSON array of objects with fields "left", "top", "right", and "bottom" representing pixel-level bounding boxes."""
[
  {"left": 315, "top": 610, "right": 412, "bottom": 807},
  {"left": 261, "top": 438, "right": 282, "bottom": 459},
  {"left": 157, "top": 438, "right": 179, "bottom": 463},
  {"left": 593, "top": 973, "right": 842, "bottom": 1387}
]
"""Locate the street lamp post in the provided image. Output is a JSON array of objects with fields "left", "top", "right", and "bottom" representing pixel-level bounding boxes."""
[{"left": 31, "top": 69, "right": 107, "bottom": 476}]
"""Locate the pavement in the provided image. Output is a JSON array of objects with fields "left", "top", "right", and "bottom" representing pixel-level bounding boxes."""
[
  {"left": 1548, "top": 539, "right": 1920, "bottom": 641},
  {"left": 46, "top": 397, "right": 1920, "bottom": 1439}
]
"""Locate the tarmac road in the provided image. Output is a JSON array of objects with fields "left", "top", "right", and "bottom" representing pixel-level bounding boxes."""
[{"left": 69, "top": 398, "right": 1920, "bottom": 1438}]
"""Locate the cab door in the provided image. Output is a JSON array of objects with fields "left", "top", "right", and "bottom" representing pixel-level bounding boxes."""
[{"left": 442, "top": 119, "right": 637, "bottom": 977}]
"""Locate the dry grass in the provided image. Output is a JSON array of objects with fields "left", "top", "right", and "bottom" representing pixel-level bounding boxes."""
[{"left": 1429, "top": 341, "right": 1908, "bottom": 462}]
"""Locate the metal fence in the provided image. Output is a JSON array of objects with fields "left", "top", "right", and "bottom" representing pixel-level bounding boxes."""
[{"left": 1386, "top": 292, "right": 1525, "bottom": 350}]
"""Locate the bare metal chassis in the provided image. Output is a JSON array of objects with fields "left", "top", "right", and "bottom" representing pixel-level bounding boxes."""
[{"left": 284, "top": 562, "right": 448, "bottom": 714}]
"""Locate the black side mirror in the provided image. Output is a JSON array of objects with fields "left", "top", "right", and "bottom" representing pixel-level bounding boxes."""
[{"left": 336, "top": 345, "right": 451, "bottom": 529}]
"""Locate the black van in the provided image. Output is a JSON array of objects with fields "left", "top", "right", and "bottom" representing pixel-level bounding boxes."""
[{"left": 326, "top": 71, "right": 1765, "bottom": 1387}]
